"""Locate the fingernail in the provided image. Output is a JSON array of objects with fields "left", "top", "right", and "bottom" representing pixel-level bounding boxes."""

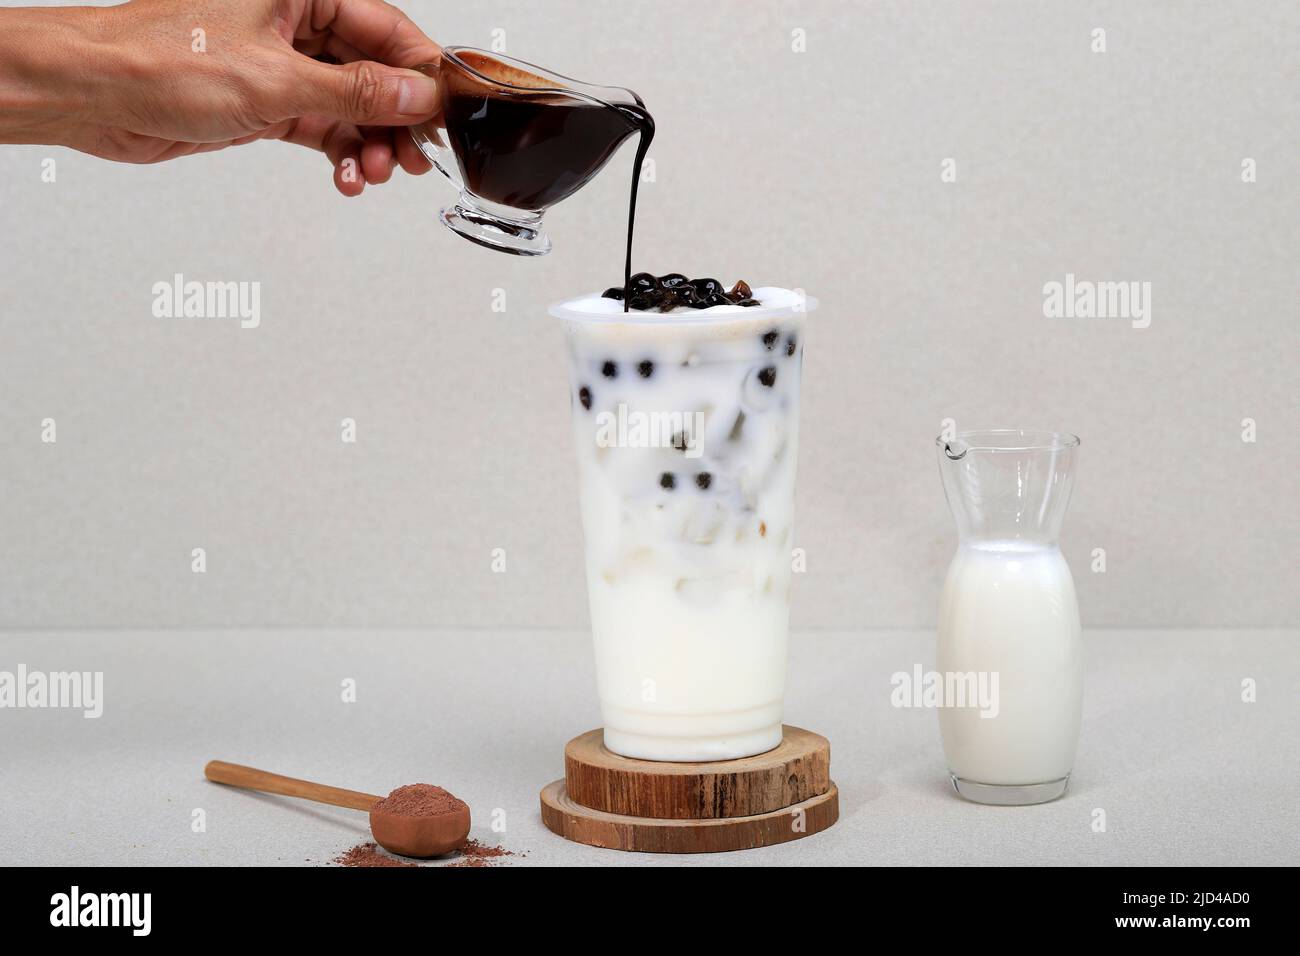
[{"left": 396, "top": 75, "right": 438, "bottom": 117}]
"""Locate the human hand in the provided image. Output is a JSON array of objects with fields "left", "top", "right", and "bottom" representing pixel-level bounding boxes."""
[{"left": 0, "top": 0, "right": 441, "bottom": 195}]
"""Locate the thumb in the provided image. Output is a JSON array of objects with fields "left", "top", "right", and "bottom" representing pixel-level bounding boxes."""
[{"left": 291, "top": 58, "right": 440, "bottom": 126}]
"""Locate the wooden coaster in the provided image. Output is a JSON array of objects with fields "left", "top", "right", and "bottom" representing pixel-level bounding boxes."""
[
  {"left": 540, "top": 779, "right": 839, "bottom": 854},
  {"left": 540, "top": 725, "right": 838, "bottom": 853},
  {"left": 563, "top": 725, "right": 831, "bottom": 819}
]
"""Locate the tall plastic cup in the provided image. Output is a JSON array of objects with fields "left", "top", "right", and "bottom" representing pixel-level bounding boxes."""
[{"left": 552, "top": 290, "right": 815, "bottom": 761}]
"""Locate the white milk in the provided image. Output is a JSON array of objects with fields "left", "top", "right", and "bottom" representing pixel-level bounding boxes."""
[
  {"left": 937, "top": 543, "right": 1082, "bottom": 785},
  {"left": 554, "top": 288, "right": 813, "bottom": 761}
]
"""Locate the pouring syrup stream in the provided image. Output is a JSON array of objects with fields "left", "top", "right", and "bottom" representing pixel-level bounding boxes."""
[{"left": 619, "top": 105, "right": 655, "bottom": 313}]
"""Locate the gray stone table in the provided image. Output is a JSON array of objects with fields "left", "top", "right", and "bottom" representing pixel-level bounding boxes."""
[{"left": 1, "top": 629, "right": 1295, "bottom": 866}]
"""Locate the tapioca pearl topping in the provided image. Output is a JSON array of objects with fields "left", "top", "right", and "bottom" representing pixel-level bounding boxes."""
[
  {"left": 629, "top": 272, "right": 657, "bottom": 295},
  {"left": 637, "top": 360, "right": 654, "bottom": 378},
  {"left": 598, "top": 275, "right": 764, "bottom": 312},
  {"left": 786, "top": 336, "right": 797, "bottom": 356},
  {"left": 579, "top": 386, "right": 592, "bottom": 409},
  {"left": 761, "top": 329, "right": 779, "bottom": 351},
  {"left": 695, "top": 473, "right": 713, "bottom": 490},
  {"left": 660, "top": 472, "right": 676, "bottom": 490},
  {"left": 758, "top": 367, "right": 777, "bottom": 388},
  {"left": 601, "top": 360, "right": 618, "bottom": 378}
]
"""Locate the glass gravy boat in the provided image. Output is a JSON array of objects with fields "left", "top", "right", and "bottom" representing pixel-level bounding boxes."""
[{"left": 410, "top": 47, "right": 652, "bottom": 256}]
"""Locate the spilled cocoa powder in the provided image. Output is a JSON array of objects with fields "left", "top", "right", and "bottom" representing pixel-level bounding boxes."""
[
  {"left": 333, "top": 842, "right": 419, "bottom": 868},
  {"left": 333, "top": 837, "right": 518, "bottom": 868},
  {"left": 445, "top": 838, "right": 517, "bottom": 868},
  {"left": 459, "top": 838, "right": 513, "bottom": 860}
]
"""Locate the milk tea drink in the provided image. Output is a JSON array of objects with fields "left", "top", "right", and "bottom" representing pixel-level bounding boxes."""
[{"left": 553, "top": 284, "right": 814, "bottom": 761}]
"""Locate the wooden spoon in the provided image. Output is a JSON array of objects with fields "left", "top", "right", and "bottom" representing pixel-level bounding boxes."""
[{"left": 204, "top": 760, "right": 470, "bottom": 858}]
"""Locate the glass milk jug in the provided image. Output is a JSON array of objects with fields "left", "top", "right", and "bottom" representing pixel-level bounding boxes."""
[{"left": 935, "top": 429, "right": 1083, "bottom": 805}]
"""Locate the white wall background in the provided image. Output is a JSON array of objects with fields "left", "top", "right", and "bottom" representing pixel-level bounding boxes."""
[{"left": 1, "top": 0, "right": 1296, "bottom": 630}]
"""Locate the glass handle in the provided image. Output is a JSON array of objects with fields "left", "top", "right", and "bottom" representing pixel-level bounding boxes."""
[{"left": 407, "top": 62, "right": 462, "bottom": 192}]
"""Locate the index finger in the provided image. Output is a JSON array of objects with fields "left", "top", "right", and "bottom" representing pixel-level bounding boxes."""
[{"left": 300, "top": 0, "right": 441, "bottom": 68}]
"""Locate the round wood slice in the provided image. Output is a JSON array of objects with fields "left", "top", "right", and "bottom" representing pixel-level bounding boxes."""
[
  {"left": 540, "top": 779, "right": 838, "bottom": 854},
  {"left": 563, "top": 725, "right": 831, "bottom": 819}
]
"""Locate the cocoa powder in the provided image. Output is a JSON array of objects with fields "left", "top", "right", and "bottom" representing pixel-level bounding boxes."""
[
  {"left": 459, "top": 838, "right": 513, "bottom": 860},
  {"left": 445, "top": 839, "right": 518, "bottom": 867},
  {"left": 333, "top": 836, "right": 520, "bottom": 868},
  {"left": 331, "top": 783, "right": 519, "bottom": 867},
  {"left": 333, "top": 842, "right": 418, "bottom": 868},
  {"left": 371, "top": 783, "right": 468, "bottom": 818}
]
